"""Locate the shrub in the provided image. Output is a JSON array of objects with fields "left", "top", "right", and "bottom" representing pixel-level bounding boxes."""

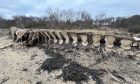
[{"left": 128, "top": 25, "right": 140, "bottom": 33}]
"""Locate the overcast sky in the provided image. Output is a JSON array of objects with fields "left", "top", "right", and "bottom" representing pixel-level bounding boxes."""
[{"left": 0, "top": 0, "right": 140, "bottom": 19}]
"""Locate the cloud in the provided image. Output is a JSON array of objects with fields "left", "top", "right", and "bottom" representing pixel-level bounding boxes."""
[{"left": 0, "top": 0, "right": 140, "bottom": 19}]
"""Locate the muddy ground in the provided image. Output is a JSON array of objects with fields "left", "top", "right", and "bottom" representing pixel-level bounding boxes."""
[{"left": 0, "top": 30, "right": 140, "bottom": 84}]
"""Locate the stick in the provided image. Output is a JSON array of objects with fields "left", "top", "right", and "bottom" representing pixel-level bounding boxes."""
[{"left": 0, "top": 44, "right": 13, "bottom": 49}]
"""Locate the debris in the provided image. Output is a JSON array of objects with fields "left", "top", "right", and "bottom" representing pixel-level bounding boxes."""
[
  {"left": 0, "top": 77, "right": 9, "bottom": 84},
  {"left": 137, "top": 62, "right": 140, "bottom": 65},
  {"left": 31, "top": 54, "right": 38, "bottom": 60},
  {"left": 61, "top": 62, "right": 90, "bottom": 82},
  {"left": 127, "top": 55, "right": 136, "bottom": 60},
  {"left": 59, "top": 61, "right": 107, "bottom": 84},
  {"left": 22, "top": 68, "right": 28, "bottom": 72},
  {"left": 90, "top": 69, "right": 108, "bottom": 80},
  {"left": 36, "top": 81, "right": 42, "bottom": 84},
  {"left": 0, "top": 44, "right": 13, "bottom": 49},
  {"left": 111, "top": 71, "right": 126, "bottom": 82},
  {"left": 40, "top": 57, "right": 67, "bottom": 72}
]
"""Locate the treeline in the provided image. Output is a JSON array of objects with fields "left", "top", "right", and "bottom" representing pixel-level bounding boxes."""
[{"left": 0, "top": 9, "right": 140, "bottom": 33}]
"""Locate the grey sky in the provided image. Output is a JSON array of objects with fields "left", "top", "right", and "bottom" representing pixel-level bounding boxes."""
[{"left": 0, "top": 0, "right": 140, "bottom": 19}]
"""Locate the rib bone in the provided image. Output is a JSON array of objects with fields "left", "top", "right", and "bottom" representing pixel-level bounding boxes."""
[
  {"left": 55, "top": 32, "right": 63, "bottom": 44},
  {"left": 121, "top": 39, "right": 133, "bottom": 49},
  {"left": 44, "top": 32, "right": 51, "bottom": 43},
  {"left": 92, "top": 34, "right": 101, "bottom": 46},
  {"left": 61, "top": 32, "right": 69, "bottom": 44},
  {"left": 49, "top": 32, "right": 57, "bottom": 43},
  {"left": 105, "top": 36, "right": 115, "bottom": 48},
  {"left": 80, "top": 35, "right": 88, "bottom": 46},
  {"left": 71, "top": 33, "right": 78, "bottom": 46}
]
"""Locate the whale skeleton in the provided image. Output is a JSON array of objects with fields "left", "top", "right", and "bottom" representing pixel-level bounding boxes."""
[{"left": 11, "top": 27, "right": 140, "bottom": 50}]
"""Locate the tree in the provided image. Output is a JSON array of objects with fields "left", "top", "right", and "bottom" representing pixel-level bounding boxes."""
[{"left": 94, "top": 12, "right": 106, "bottom": 27}]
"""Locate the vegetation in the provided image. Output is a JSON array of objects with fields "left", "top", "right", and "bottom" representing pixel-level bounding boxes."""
[{"left": 0, "top": 8, "right": 140, "bottom": 33}]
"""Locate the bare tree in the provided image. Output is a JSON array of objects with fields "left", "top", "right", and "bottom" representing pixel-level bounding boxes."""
[{"left": 95, "top": 12, "right": 106, "bottom": 27}]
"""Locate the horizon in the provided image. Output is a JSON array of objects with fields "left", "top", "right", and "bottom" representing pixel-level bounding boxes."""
[{"left": 0, "top": 0, "right": 140, "bottom": 19}]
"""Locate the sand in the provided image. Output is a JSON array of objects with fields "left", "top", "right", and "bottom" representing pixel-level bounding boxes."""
[
  {"left": 0, "top": 30, "right": 140, "bottom": 84},
  {"left": 0, "top": 36, "right": 79, "bottom": 84}
]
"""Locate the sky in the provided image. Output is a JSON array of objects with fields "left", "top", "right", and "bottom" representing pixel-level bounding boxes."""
[{"left": 0, "top": 0, "right": 140, "bottom": 19}]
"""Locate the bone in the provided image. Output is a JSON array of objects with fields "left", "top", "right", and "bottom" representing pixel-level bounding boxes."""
[
  {"left": 55, "top": 32, "right": 63, "bottom": 44},
  {"left": 71, "top": 33, "right": 78, "bottom": 46},
  {"left": 15, "top": 29, "right": 28, "bottom": 42},
  {"left": 121, "top": 39, "right": 133, "bottom": 49},
  {"left": 131, "top": 42, "right": 140, "bottom": 50},
  {"left": 92, "top": 34, "right": 101, "bottom": 46},
  {"left": 29, "top": 32, "right": 34, "bottom": 41},
  {"left": 16, "top": 30, "right": 27, "bottom": 38},
  {"left": 28, "top": 32, "right": 40, "bottom": 42},
  {"left": 48, "top": 32, "right": 58, "bottom": 43},
  {"left": 31, "top": 32, "right": 36, "bottom": 40},
  {"left": 80, "top": 35, "right": 88, "bottom": 46},
  {"left": 61, "top": 32, "right": 70, "bottom": 44},
  {"left": 11, "top": 26, "right": 18, "bottom": 41},
  {"left": 132, "top": 42, "right": 139, "bottom": 47},
  {"left": 44, "top": 32, "right": 51, "bottom": 43},
  {"left": 39, "top": 32, "right": 46, "bottom": 42},
  {"left": 42, "top": 32, "right": 48, "bottom": 43},
  {"left": 105, "top": 36, "right": 115, "bottom": 48}
]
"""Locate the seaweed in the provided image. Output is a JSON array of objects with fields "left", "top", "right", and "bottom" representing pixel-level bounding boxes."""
[
  {"left": 62, "top": 62, "right": 90, "bottom": 82},
  {"left": 40, "top": 57, "right": 67, "bottom": 72},
  {"left": 40, "top": 50, "right": 109, "bottom": 83}
]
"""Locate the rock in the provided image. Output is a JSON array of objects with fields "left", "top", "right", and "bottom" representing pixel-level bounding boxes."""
[{"left": 36, "top": 81, "right": 42, "bottom": 84}]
